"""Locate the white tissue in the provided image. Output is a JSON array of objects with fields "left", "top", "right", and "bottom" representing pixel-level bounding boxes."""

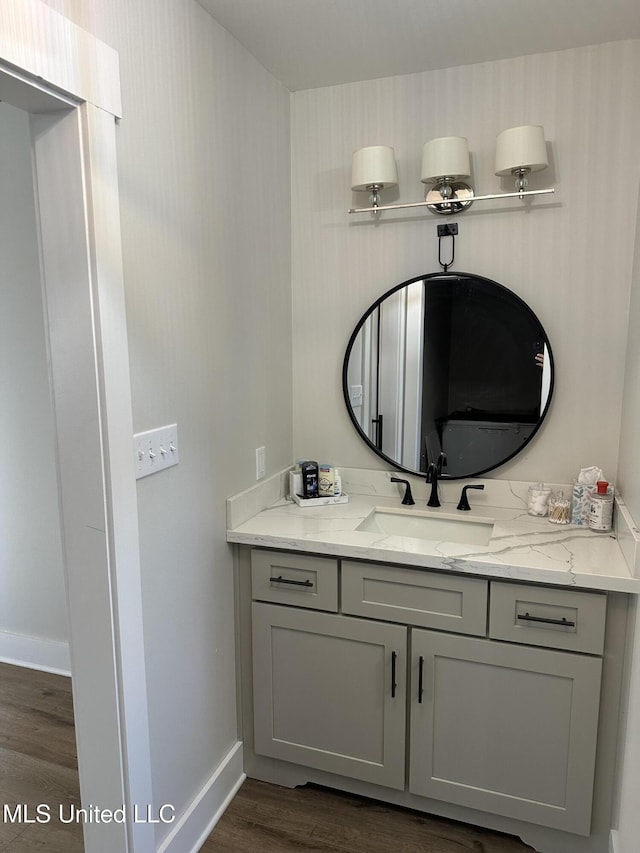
[{"left": 577, "top": 467, "right": 604, "bottom": 485}]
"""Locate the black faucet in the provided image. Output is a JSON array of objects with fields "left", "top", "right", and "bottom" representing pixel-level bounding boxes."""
[
  {"left": 390, "top": 477, "right": 415, "bottom": 506},
  {"left": 426, "top": 453, "right": 446, "bottom": 507},
  {"left": 457, "top": 484, "right": 485, "bottom": 511}
]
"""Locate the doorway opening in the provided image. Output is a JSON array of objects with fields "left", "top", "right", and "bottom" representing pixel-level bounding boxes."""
[{"left": 1, "top": 5, "right": 153, "bottom": 851}]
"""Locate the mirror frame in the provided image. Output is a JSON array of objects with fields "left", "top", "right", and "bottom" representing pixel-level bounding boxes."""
[{"left": 342, "top": 271, "right": 555, "bottom": 479}]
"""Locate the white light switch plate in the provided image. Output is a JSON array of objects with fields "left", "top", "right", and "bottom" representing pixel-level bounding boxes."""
[{"left": 134, "top": 424, "right": 179, "bottom": 479}]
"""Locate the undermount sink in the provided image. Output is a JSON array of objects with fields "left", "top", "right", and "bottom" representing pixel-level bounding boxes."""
[{"left": 356, "top": 508, "right": 495, "bottom": 546}]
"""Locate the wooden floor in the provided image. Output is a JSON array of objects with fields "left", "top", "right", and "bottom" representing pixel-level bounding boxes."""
[
  {"left": 0, "top": 662, "right": 83, "bottom": 852},
  {"left": 203, "top": 777, "right": 536, "bottom": 853},
  {"left": 0, "top": 663, "right": 535, "bottom": 853}
]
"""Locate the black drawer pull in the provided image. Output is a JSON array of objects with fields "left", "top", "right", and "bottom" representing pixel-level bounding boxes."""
[
  {"left": 269, "top": 575, "right": 313, "bottom": 588},
  {"left": 391, "top": 651, "right": 397, "bottom": 698},
  {"left": 517, "top": 612, "right": 576, "bottom": 628},
  {"left": 418, "top": 656, "right": 424, "bottom": 704}
]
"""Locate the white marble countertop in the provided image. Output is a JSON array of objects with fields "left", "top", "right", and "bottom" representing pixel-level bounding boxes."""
[{"left": 227, "top": 468, "right": 640, "bottom": 594}]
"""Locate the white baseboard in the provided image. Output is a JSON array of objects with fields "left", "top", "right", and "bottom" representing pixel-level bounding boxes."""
[
  {"left": 610, "top": 829, "right": 620, "bottom": 853},
  {"left": 0, "top": 630, "right": 71, "bottom": 675},
  {"left": 157, "top": 740, "right": 245, "bottom": 853}
]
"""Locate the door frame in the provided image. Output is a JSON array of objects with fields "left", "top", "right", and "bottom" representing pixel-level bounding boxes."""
[{"left": 1, "top": 4, "right": 153, "bottom": 852}]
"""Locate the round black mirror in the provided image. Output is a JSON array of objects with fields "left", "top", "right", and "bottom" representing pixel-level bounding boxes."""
[{"left": 342, "top": 272, "right": 554, "bottom": 479}]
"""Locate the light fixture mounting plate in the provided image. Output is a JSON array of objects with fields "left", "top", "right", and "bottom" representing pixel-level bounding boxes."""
[{"left": 426, "top": 182, "right": 474, "bottom": 215}]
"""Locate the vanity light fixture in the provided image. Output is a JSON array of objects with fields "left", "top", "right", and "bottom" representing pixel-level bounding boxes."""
[
  {"left": 421, "top": 136, "right": 474, "bottom": 214},
  {"left": 494, "top": 124, "right": 549, "bottom": 194},
  {"left": 348, "top": 126, "right": 554, "bottom": 217},
  {"left": 350, "top": 145, "right": 398, "bottom": 214}
]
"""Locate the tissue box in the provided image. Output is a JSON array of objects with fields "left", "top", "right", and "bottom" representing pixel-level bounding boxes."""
[
  {"left": 572, "top": 482, "right": 615, "bottom": 525},
  {"left": 571, "top": 483, "right": 597, "bottom": 525}
]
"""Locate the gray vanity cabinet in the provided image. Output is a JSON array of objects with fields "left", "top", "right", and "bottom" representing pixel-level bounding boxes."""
[
  {"left": 245, "top": 549, "right": 609, "bottom": 843},
  {"left": 252, "top": 601, "right": 407, "bottom": 789},
  {"left": 409, "top": 630, "right": 602, "bottom": 835}
]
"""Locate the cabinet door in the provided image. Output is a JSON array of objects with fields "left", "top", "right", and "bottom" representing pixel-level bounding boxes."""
[
  {"left": 409, "top": 630, "right": 602, "bottom": 835},
  {"left": 252, "top": 602, "right": 406, "bottom": 789}
]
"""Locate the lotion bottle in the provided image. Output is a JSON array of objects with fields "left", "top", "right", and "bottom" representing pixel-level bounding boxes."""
[
  {"left": 318, "top": 464, "right": 334, "bottom": 496},
  {"left": 588, "top": 481, "right": 613, "bottom": 532}
]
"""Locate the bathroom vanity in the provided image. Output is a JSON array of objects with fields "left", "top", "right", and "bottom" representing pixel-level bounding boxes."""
[{"left": 227, "top": 469, "right": 640, "bottom": 853}]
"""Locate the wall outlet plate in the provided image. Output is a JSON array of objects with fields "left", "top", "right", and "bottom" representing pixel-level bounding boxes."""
[
  {"left": 134, "top": 424, "right": 179, "bottom": 479},
  {"left": 256, "top": 446, "right": 266, "bottom": 480}
]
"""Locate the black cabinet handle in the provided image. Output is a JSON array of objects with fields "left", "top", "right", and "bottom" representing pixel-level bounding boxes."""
[
  {"left": 391, "top": 651, "right": 397, "bottom": 698},
  {"left": 269, "top": 575, "right": 313, "bottom": 588},
  {"left": 418, "top": 656, "right": 424, "bottom": 704},
  {"left": 517, "top": 612, "right": 575, "bottom": 628}
]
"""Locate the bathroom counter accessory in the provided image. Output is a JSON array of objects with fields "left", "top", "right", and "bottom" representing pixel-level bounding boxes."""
[{"left": 291, "top": 493, "right": 349, "bottom": 508}]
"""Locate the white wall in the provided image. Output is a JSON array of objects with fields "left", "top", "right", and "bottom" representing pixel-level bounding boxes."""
[
  {"left": 291, "top": 40, "right": 640, "bottom": 485},
  {"left": 610, "top": 185, "right": 640, "bottom": 850},
  {"left": 0, "top": 101, "right": 69, "bottom": 671},
  {"left": 618, "top": 191, "right": 640, "bottom": 527},
  {"left": 40, "top": 0, "right": 292, "bottom": 846}
]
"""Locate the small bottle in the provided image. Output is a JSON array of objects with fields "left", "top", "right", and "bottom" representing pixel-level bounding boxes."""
[
  {"left": 588, "top": 481, "right": 613, "bottom": 533},
  {"left": 300, "top": 461, "right": 319, "bottom": 499},
  {"left": 318, "top": 464, "right": 334, "bottom": 496}
]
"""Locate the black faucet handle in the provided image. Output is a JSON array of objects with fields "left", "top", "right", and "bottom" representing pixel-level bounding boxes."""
[
  {"left": 426, "top": 463, "right": 441, "bottom": 507},
  {"left": 457, "top": 484, "right": 485, "bottom": 511},
  {"left": 390, "top": 477, "right": 415, "bottom": 506}
]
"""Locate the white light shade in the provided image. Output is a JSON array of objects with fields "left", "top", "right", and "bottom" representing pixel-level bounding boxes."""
[
  {"left": 421, "top": 136, "right": 470, "bottom": 183},
  {"left": 495, "top": 125, "right": 548, "bottom": 175},
  {"left": 351, "top": 145, "right": 398, "bottom": 191}
]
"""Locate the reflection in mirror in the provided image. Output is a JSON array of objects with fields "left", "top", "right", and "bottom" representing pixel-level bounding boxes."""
[{"left": 343, "top": 272, "right": 553, "bottom": 479}]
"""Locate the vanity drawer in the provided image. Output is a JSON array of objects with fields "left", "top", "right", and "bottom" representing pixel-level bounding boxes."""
[
  {"left": 251, "top": 550, "right": 338, "bottom": 612},
  {"left": 489, "top": 582, "right": 606, "bottom": 655},
  {"left": 342, "top": 561, "right": 488, "bottom": 636}
]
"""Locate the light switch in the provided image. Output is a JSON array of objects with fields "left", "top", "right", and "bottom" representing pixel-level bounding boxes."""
[
  {"left": 134, "top": 424, "right": 179, "bottom": 479},
  {"left": 349, "top": 384, "right": 363, "bottom": 407}
]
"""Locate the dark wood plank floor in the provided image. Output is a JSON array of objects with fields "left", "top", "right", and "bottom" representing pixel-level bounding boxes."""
[
  {"left": 0, "top": 663, "right": 536, "bottom": 853},
  {"left": 202, "top": 777, "right": 536, "bottom": 853},
  {"left": 0, "top": 662, "right": 83, "bottom": 852}
]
